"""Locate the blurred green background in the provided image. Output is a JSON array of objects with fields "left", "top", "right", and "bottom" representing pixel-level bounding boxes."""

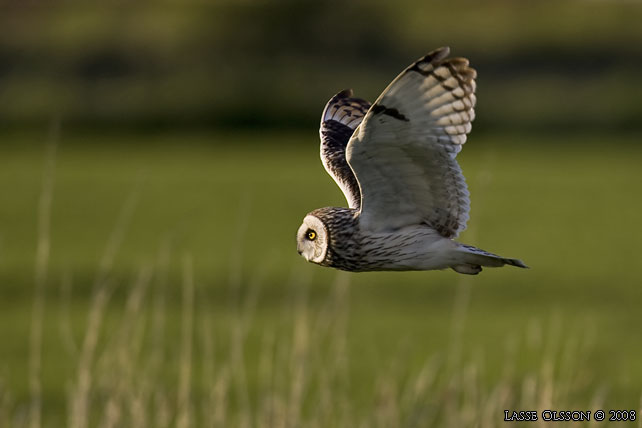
[{"left": 1, "top": 0, "right": 642, "bottom": 426}]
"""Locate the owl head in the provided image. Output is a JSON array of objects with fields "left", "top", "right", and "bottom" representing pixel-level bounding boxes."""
[
  {"left": 296, "top": 214, "right": 329, "bottom": 264},
  {"left": 296, "top": 207, "right": 358, "bottom": 268}
]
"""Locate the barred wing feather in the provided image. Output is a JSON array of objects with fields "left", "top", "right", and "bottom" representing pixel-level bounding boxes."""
[
  {"left": 319, "top": 89, "right": 371, "bottom": 209},
  {"left": 346, "top": 47, "right": 476, "bottom": 238}
]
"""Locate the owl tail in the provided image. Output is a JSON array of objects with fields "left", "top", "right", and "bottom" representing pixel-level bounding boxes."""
[{"left": 451, "top": 243, "right": 528, "bottom": 275}]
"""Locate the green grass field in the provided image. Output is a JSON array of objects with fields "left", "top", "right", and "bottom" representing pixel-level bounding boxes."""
[{"left": 1, "top": 131, "right": 641, "bottom": 426}]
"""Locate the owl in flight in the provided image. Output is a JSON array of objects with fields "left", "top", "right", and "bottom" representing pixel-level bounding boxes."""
[{"left": 296, "top": 47, "right": 527, "bottom": 274}]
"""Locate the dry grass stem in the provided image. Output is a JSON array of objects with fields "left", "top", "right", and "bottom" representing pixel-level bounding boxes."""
[
  {"left": 177, "top": 255, "right": 195, "bottom": 428},
  {"left": 28, "top": 118, "right": 59, "bottom": 428}
]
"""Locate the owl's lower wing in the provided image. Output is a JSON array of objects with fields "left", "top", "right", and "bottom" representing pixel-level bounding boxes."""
[
  {"left": 320, "top": 90, "right": 371, "bottom": 209},
  {"left": 346, "top": 47, "right": 476, "bottom": 238}
]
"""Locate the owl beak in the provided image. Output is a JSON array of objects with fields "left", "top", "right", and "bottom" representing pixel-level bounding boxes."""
[{"left": 296, "top": 245, "right": 309, "bottom": 261}]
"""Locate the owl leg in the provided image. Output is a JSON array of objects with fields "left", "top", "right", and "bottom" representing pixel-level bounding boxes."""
[{"left": 451, "top": 264, "right": 482, "bottom": 275}]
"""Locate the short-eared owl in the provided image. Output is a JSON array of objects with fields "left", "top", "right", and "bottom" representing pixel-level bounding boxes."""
[{"left": 296, "top": 47, "right": 527, "bottom": 274}]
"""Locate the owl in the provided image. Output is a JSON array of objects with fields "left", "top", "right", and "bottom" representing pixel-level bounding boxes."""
[{"left": 296, "top": 47, "right": 527, "bottom": 274}]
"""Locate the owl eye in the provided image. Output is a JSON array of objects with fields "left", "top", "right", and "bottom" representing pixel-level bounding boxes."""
[{"left": 306, "top": 229, "right": 317, "bottom": 241}]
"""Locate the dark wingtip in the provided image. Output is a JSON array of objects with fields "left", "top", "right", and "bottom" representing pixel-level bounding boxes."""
[
  {"left": 336, "top": 89, "right": 353, "bottom": 98},
  {"left": 427, "top": 46, "right": 450, "bottom": 60},
  {"left": 408, "top": 47, "right": 451, "bottom": 76}
]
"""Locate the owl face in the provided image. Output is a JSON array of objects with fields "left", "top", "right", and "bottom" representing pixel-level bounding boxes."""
[{"left": 296, "top": 214, "right": 328, "bottom": 264}]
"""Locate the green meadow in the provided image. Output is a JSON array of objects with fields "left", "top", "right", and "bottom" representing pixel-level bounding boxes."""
[{"left": 1, "top": 131, "right": 641, "bottom": 426}]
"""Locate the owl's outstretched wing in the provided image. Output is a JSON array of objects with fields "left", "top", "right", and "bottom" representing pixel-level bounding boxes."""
[
  {"left": 319, "top": 89, "right": 371, "bottom": 209},
  {"left": 346, "top": 47, "right": 476, "bottom": 238}
]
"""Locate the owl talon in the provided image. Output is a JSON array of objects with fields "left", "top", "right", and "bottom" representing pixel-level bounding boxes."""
[{"left": 451, "top": 264, "right": 482, "bottom": 275}]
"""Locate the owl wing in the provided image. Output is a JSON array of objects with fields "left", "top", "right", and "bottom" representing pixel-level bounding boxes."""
[
  {"left": 319, "top": 89, "right": 371, "bottom": 209},
  {"left": 346, "top": 47, "right": 476, "bottom": 238}
]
